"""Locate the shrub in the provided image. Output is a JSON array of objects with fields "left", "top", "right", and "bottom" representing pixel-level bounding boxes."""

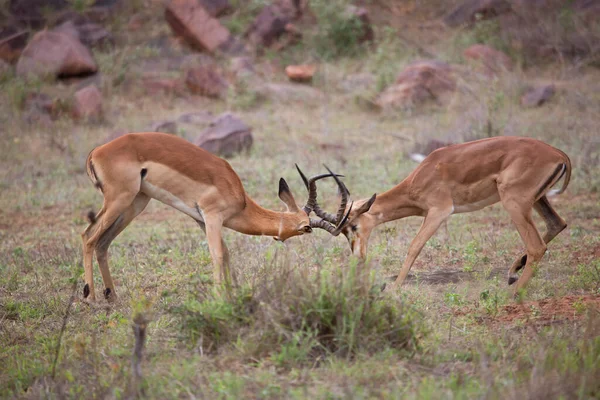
[
  {"left": 311, "top": 0, "right": 370, "bottom": 60},
  {"left": 174, "top": 261, "right": 424, "bottom": 364}
]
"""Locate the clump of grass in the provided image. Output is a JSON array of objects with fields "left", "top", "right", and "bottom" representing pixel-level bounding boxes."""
[
  {"left": 175, "top": 261, "right": 424, "bottom": 365},
  {"left": 311, "top": 0, "right": 370, "bottom": 60},
  {"left": 569, "top": 260, "right": 600, "bottom": 294}
]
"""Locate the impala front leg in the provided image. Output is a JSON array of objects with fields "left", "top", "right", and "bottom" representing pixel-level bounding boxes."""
[
  {"left": 389, "top": 207, "right": 452, "bottom": 291},
  {"left": 205, "top": 219, "right": 234, "bottom": 291}
]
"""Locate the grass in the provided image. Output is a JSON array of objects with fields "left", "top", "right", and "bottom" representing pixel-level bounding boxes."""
[{"left": 1, "top": 0, "right": 600, "bottom": 397}]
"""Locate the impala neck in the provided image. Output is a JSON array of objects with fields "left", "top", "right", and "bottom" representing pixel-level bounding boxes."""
[
  {"left": 367, "top": 179, "right": 423, "bottom": 225},
  {"left": 226, "top": 195, "right": 296, "bottom": 236}
]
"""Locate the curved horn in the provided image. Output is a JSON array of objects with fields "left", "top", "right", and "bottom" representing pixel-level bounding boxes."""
[
  {"left": 309, "top": 201, "right": 354, "bottom": 236},
  {"left": 295, "top": 164, "right": 343, "bottom": 216},
  {"left": 323, "top": 165, "right": 350, "bottom": 225}
]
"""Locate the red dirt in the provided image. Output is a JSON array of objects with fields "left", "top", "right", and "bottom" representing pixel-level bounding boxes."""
[{"left": 498, "top": 295, "right": 600, "bottom": 324}]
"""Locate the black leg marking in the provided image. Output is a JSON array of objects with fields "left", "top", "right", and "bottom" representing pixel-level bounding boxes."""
[
  {"left": 103, "top": 288, "right": 112, "bottom": 300},
  {"left": 516, "top": 254, "right": 527, "bottom": 272},
  {"left": 508, "top": 276, "right": 518, "bottom": 285},
  {"left": 83, "top": 283, "right": 90, "bottom": 298}
]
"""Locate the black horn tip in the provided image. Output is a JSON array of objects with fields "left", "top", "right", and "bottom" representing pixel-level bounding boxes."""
[{"left": 295, "top": 164, "right": 310, "bottom": 188}]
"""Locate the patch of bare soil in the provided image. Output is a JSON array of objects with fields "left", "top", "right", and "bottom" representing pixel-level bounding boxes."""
[{"left": 498, "top": 295, "right": 600, "bottom": 324}]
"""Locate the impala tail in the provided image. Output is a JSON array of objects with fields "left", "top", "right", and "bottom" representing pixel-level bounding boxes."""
[
  {"left": 547, "top": 154, "right": 572, "bottom": 197},
  {"left": 85, "top": 149, "right": 101, "bottom": 224}
]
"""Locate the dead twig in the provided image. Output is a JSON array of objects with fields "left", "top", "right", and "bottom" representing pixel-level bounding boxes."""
[{"left": 51, "top": 281, "right": 78, "bottom": 380}]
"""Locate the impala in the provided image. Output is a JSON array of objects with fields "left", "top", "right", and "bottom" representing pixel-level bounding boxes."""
[
  {"left": 81, "top": 132, "right": 347, "bottom": 302},
  {"left": 311, "top": 136, "right": 572, "bottom": 295}
]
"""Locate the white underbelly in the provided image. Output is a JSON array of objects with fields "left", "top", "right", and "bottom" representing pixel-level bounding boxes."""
[
  {"left": 141, "top": 180, "right": 204, "bottom": 221},
  {"left": 452, "top": 193, "right": 500, "bottom": 214}
]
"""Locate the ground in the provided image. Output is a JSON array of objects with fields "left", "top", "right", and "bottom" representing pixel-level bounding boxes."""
[{"left": 1, "top": 0, "right": 599, "bottom": 398}]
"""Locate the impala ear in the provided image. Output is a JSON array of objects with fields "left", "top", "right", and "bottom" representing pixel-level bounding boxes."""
[
  {"left": 356, "top": 194, "right": 376, "bottom": 215},
  {"left": 278, "top": 178, "right": 300, "bottom": 212}
]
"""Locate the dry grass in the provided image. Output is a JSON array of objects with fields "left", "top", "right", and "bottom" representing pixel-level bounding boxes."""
[{"left": 1, "top": 0, "right": 600, "bottom": 398}]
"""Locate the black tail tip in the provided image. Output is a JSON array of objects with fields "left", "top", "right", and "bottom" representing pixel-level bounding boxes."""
[{"left": 87, "top": 211, "right": 96, "bottom": 224}]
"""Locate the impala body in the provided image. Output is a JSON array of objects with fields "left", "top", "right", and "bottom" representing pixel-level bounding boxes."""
[
  {"left": 314, "top": 136, "right": 571, "bottom": 295},
  {"left": 81, "top": 132, "right": 345, "bottom": 302}
]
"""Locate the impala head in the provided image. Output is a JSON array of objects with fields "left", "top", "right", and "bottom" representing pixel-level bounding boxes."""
[
  {"left": 337, "top": 195, "right": 377, "bottom": 257},
  {"left": 295, "top": 165, "right": 377, "bottom": 255},
  {"left": 274, "top": 168, "right": 349, "bottom": 242}
]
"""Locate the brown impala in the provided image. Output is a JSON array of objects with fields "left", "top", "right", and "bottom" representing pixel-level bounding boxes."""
[
  {"left": 82, "top": 132, "right": 348, "bottom": 302},
  {"left": 310, "top": 136, "right": 572, "bottom": 296}
]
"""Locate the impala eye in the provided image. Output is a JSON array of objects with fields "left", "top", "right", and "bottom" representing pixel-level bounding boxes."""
[{"left": 351, "top": 225, "right": 358, "bottom": 232}]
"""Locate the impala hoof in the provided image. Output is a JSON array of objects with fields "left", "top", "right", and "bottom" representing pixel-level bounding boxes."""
[
  {"left": 83, "top": 283, "right": 90, "bottom": 298},
  {"left": 508, "top": 275, "right": 518, "bottom": 285},
  {"left": 103, "top": 288, "right": 117, "bottom": 303}
]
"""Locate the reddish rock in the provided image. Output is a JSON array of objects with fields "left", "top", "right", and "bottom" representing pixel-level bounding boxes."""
[
  {"left": 377, "top": 61, "right": 456, "bottom": 109},
  {"left": 285, "top": 64, "right": 316, "bottom": 83},
  {"left": 16, "top": 31, "right": 97, "bottom": 79},
  {"left": 195, "top": 113, "right": 253, "bottom": 157},
  {"left": 72, "top": 85, "right": 103, "bottom": 121},
  {"left": 0, "top": 27, "right": 29, "bottom": 64},
  {"left": 521, "top": 84, "right": 555, "bottom": 108},
  {"left": 185, "top": 65, "right": 228, "bottom": 98},
  {"left": 444, "top": 0, "right": 512, "bottom": 27},
  {"left": 165, "top": 0, "right": 231, "bottom": 53},
  {"left": 463, "top": 44, "right": 512, "bottom": 75}
]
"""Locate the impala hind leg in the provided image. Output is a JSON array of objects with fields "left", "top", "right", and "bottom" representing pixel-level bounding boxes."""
[
  {"left": 389, "top": 207, "right": 453, "bottom": 290},
  {"left": 507, "top": 196, "right": 566, "bottom": 285},
  {"left": 81, "top": 192, "right": 138, "bottom": 301},
  {"left": 95, "top": 193, "right": 150, "bottom": 302},
  {"left": 500, "top": 196, "right": 546, "bottom": 296}
]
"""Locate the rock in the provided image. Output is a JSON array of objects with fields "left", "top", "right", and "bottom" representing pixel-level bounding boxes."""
[
  {"left": 285, "top": 64, "right": 316, "bottom": 83},
  {"left": 463, "top": 44, "right": 512, "bottom": 75},
  {"left": 345, "top": 6, "right": 374, "bottom": 43},
  {"left": 195, "top": 113, "right": 253, "bottom": 157},
  {"left": 72, "top": 85, "right": 103, "bottom": 121},
  {"left": 127, "top": 13, "right": 145, "bottom": 31},
  {"left": 444, "top": 0, "right": 512, "bottom": 27},
  {"left": 245, "top": 5, "right": 291, "bottom": 48},
  {"left": 376, "top": 60, "right": 456, "bottom": 109},
  {"left": 16, "top": 31, "right": 97, "bottom": 79},
  {"left": 53, "top": 13, "right": 114, "bottom": 48},
  {"left": 165, "top": 0, "right": 231, "bottom": 53},
  {"left": 141, "top": 76, "right": 185, "bottom": 95},
  {"left": 185, "top": 65, "right": 229, "bottom": 98},
  {"left": 9, "top": 0, "right": 70, "bottom": 28},
  {"left": 198, "top": 0, "right": 233, "bottom": 17},
  {"left": 521, "top": 84, "right": 555, "bottom": 108},
  {"left": 256, "top": 82, "right": 324, "bottom": 104},
  {"left": 178, "top": 110, "right": 214, "bottom": 124},
  {"left": 0, "top": 27, "right": 29, "bottom": 64},
  {"left": 150, "top": 120, "right": 178, "bottom": 134}
]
